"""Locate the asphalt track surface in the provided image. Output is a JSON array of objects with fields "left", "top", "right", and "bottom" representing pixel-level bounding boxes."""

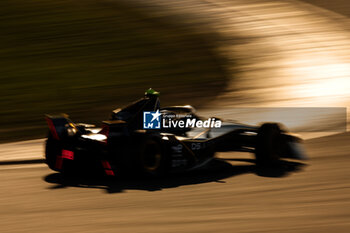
[
  {"left": 2, "top": 0, "right": 350, "bottom": 232},
  {"left": 1, "top": 133, "right": 349, "bottom": 233}
]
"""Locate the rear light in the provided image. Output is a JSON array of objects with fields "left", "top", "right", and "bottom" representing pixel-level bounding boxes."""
[
  {"left": 62, "top": 150, "right": 74, "bottom": 160},
  {"left": 101, "top": 160, "right": 115, "bottom": 176}
]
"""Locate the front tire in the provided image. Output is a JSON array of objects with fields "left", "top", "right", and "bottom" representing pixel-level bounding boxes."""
[{"left": 255, "top": 123, "right": 283, "bottom": 166}]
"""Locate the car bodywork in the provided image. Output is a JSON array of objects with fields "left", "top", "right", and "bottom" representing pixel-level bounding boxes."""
[{"left": 45, "top": 89, "right": 307, "bottom": 177}]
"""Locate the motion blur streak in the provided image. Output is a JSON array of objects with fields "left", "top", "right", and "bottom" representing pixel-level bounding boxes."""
[
  {"left": 2, "top": 0, "right": 350, "bottom": 141},
  {"left": 124, "top": 0, "right": 350, "bottom": 108},
  {"left": 112, "top": 0, "right": 350, "bottom": 134},
  {"left": 214, "top": 0, "right": 350, "bottom": 107},
  {"left": 0, "top": 0, "right": 227, "bottom": 142}
]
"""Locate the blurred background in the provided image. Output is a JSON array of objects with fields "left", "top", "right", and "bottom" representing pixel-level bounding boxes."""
[
  {"left": 2, "top": 0, "right": 350, "bottom": 142},
  {"left": 0, "top": 0, "right": 228, "bottom": 142}
]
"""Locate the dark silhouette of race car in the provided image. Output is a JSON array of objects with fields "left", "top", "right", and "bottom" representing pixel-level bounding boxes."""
[{"left": 45, "top": 89, "right": 307, "bottom": 177}]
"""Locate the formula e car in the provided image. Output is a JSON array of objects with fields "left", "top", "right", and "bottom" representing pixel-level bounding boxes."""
[{"left": 45, "top": 89, "right": 307, "bottom": 177}]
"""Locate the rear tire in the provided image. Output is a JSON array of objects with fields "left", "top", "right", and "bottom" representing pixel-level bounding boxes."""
[
  {"left": 45, "top": 134, "right": 75, "bottom": 175},
  {"left": 45, "top": 134, "right": 62, "bottom": 172},
  {"left": 138, "top": 138, "right": 166, "bottom": 176}
]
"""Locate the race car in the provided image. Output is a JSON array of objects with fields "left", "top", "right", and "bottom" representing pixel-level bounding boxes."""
[{"left": 45, "top": 89, "right": 307, "bottom": 177}]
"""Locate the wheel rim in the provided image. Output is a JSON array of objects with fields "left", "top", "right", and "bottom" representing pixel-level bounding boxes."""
[{"left": 142, "top": 142, "right": 161, "bottom": 172}]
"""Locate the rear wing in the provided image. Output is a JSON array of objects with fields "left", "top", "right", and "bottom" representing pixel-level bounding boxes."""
[{"left": 45, "top": 114, "right": 78, "bottom": 140}]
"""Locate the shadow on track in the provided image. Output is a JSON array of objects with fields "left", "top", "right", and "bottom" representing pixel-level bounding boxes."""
[{"left": 43, "top": 159, "right": 307, "bottom": 194}]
